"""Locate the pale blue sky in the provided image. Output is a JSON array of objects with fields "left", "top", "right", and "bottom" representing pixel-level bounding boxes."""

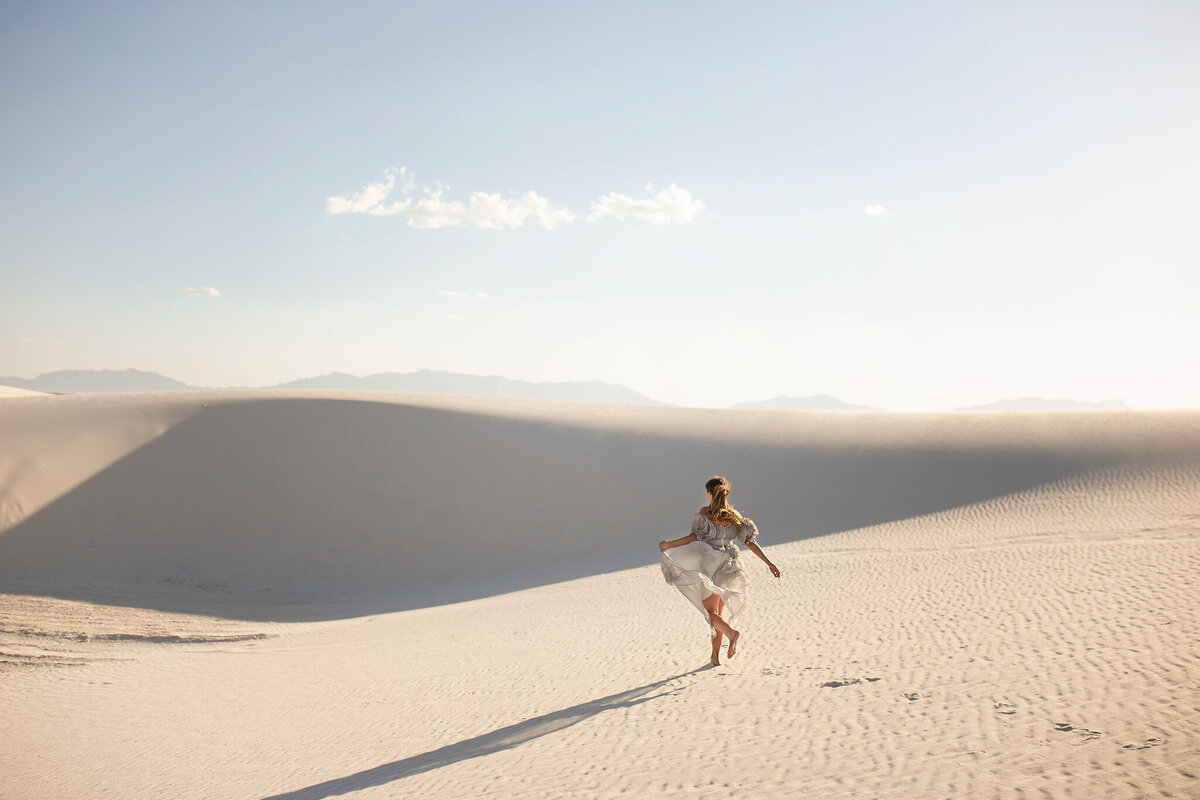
[{"left": 2, "top": 1, "right": 1198, "bottom": 408}]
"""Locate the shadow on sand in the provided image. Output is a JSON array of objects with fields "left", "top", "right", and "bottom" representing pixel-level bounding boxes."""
[
  {"left": 4, "top": 397, "right": 1185, "bottom": 620},
  {"left": 258, "top": 668, "right": 703, "bottom": 800}
]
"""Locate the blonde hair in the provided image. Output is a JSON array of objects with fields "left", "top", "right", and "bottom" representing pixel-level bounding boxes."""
[{"left": 703, "top": 475, "right": 748, "bottom": 529}]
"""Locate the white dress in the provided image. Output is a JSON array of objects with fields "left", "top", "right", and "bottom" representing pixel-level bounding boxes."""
[{"left": 660, "top": 511, "right": 759, "bottom": 630}]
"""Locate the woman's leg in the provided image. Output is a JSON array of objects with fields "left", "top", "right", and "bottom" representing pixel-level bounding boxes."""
[
  {"left": 722, "top": 596, "right": 739, "bottom": 657},
  {"left": 703, "top": 594, "right": 739, "bottom": 664}
]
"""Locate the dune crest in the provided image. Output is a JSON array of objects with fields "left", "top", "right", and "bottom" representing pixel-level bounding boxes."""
[{"left": 0, "top": 384, "right": 46, "bottom": 398}]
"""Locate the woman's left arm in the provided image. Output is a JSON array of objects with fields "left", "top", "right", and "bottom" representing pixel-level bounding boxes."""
[{"left": 745, "top": 541, "right": 781, "bottom": 578}]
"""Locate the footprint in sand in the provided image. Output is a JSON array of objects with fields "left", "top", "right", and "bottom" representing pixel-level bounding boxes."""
[
  {"left": 1053, "top": 721, "right": 1102, "bottom": 743},
  {"left": 1122, "top": 737, "right": 1165, "bottom": 750},
  {"left": 821, "top": 677, "right": 881, "bottom": 688},
  {"left": 994, "top": 702, "right": 1016, "bottom": 715},
  {"left": 903, "top": 692, "right": 921, "bottom": 701}
]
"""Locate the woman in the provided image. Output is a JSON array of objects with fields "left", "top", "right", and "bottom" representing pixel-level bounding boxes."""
[{"left": 659, "top": 476, "right": 781, "bottom": 666}]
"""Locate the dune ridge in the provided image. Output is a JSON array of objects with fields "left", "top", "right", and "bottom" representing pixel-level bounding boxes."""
[
  {"left": 2, "top": 391, "right": 1198, "bottom": 612},
  {"left": 0, "top": 384, "right": 46, "bottom": 398}
]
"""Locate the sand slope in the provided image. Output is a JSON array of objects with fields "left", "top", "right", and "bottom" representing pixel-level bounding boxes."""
[
  {"left": 1, "top": 392, "right": 1198, "bottom": 798},
  {"left": 2, "top": 391, "right": 1197, "bottom": 607},
  {"left": 0, "top": 384, "right": 45, "bottom": 398}
]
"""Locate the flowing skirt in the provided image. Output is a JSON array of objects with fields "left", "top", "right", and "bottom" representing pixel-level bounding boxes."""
[{"left": 660, "top": 541, "right": 748, "bottom": 630}]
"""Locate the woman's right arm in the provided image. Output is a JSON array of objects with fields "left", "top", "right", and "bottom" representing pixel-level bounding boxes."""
[{"left": 659, "top": 533, "right": 697, "bottom": 551}]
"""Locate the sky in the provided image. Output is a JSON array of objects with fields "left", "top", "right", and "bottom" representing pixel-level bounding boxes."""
[{"left": 2, "top": 0, "right": 1198, "bottom": 410}]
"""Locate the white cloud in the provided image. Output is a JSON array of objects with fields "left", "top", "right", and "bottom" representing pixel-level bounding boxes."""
[
  {"left": 326, "top": 168, "right": 574, "bottom": 230},
  {"left": 588, "top": 182, "right": 706, "bottom": 224},
  {"left": 475, "top": 291, "right": 489, "bottom": 299},
  {"left": 392, "top": 189, "right": 576, "bottom": 230},
  {"left": 183, "top": 287, "right": 221, "bottom": 297},
  {"left": 14, "top": 336, "right": 64, "bottom": 346},
  {"left": 325, "top": 167, "right": 412, "bottom": 214},
  {"left": 326, "top": 169, "right": 706, "bottom": 230},
  {"left": 864, "top": 204, "right": 888, "bottom": 216}
]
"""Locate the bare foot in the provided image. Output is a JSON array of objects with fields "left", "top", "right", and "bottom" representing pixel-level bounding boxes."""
[
  {"left": 727, "top": 630, "right": 740, "bottom": 658},
  {"left": 710, "top": 655, "right": 721, "bottom": 667}
]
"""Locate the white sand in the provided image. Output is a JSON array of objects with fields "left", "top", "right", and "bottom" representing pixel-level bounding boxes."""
[
  {"left": 1, "top": 391, "right": 1198, "bottom": 798},
  {"left": 0, "top": 384, "right": 45, "bottom": 398}
]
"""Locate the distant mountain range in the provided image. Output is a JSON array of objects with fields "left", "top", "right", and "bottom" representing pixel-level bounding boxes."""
[
  {"left": 1, "top": 369, "right": 1132, "bottom": 412},
  {"left": 271, "top": 370, "right": 668, "bottom": 405},
  {"left": 0, "top": 369, "right": 191, "bottom": 394},
  {"left": 732, "top": 394, "right": 876, "bottom": 411}
]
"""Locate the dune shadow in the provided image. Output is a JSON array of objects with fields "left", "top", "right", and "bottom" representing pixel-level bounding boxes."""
[
  {"left": 257, "top": 669, "right": 700, "bottom": 800},
  {"left": 2, "top": 397, "right": 1185, "bottom": 620}
]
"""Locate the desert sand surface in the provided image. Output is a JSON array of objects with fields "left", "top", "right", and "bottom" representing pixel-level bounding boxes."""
[
  {"left": 1, "top": 390, "right": 1198, "bottom": 799},
  {"left": 0, "top": 384, "right": 45, "bottom": 398}
]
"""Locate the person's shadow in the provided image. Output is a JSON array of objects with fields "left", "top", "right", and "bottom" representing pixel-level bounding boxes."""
[{"left": 259, "top": 667, "right": 707, "bottom": 800}]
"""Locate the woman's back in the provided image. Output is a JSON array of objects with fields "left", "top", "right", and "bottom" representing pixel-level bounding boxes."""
[{"left": 692, "top": 511, "right": 758, "bottom": 548}]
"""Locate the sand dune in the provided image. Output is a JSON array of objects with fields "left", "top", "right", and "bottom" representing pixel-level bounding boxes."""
[
  {"left": 0, "top": 384, "right": 45, "bottom": 398},
  {"left": 1, "top": 391, "right": 1198, "bottom": 798},
  {"left": 2, "top": 391, "right": 1197, "bottom": 609}
]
